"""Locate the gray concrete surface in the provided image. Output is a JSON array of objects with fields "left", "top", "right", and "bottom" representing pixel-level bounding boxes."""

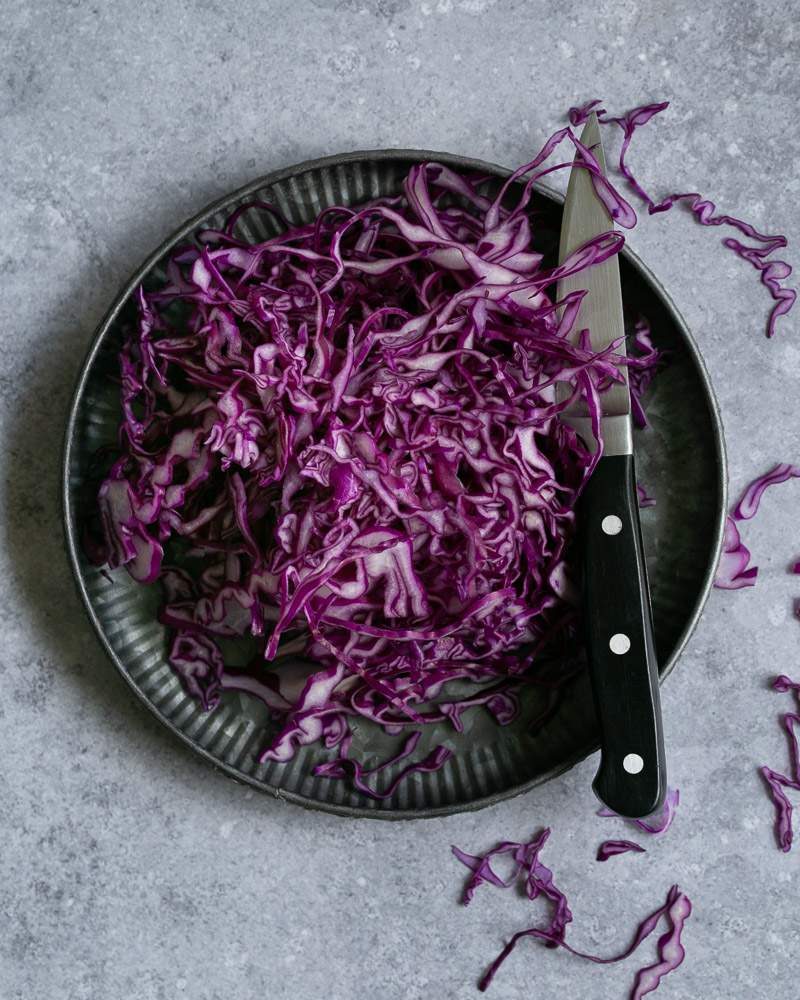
[{"left": 2, "top": 1, "right": 799, "bottom": 997}]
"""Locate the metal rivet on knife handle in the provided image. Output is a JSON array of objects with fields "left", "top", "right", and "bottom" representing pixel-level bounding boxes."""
[
  {"left": 609, "top": 633, "right": 631, "bottom": 655},
  {"left": 623, "top": 754, "right": 645, "bottom": 775}
]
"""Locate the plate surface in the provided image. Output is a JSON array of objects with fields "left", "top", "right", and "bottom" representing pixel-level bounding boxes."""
[{"left": 63, "top": 150, "right": 726, "bottom": 818}]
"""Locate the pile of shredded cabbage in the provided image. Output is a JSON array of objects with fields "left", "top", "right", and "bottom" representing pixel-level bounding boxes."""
[
  {"left": 92, "top": 127, "right": 659, "bottom": 771},
  {"left": 92, "top": 98, "right": 794, "bottom": 783}
]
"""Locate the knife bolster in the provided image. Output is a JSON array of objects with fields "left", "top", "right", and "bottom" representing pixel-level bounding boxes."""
[{"left": 562, "top": 412, "right": 633, "bottom": 457}]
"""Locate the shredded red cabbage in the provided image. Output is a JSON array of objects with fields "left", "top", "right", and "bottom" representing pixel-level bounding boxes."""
[
  {"left": 311, "top": 730, "right": 452, "bottom": 800},
  {"left": 598, "top": 787, "right": 680, "bottom": 836},
  {"left": 714, "top": 516, "right": 758, "bottom": 590},
  {"left": 569, "top": 100, "right": 796, "bottom": 338},
  {"left": 715, "top": 464, "right": 800, "bottom": 590},
  {"left": 91, "top": 100, "right": 791, "bottom": 790},
  {"left": 761, "top": 675, "right": 800, "bottom": 852},
  {"left": 732, "top": 463, "right": 800, "bottom": 521},
  {"left": 774, "top": 675, "right": 800, "bottom": 696},
  {"left": 453, "top": 830, "right": 690, "bottom": 996},
  {"left": 91, "top": 119, "right": 667, "bottom": 776},
  {"left": 636, "top": 482, "right": 656, "bottom": 509},
  {"left": 596, "top": 839, "right": 646, "bottom": 862},
  {"left": 715, "top": 466, "right": 800, "bottom": 851}
]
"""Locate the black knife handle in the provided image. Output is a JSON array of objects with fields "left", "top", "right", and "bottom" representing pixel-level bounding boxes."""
[{"left": 580, "top": 453, "right": 666, "bottom": 818}]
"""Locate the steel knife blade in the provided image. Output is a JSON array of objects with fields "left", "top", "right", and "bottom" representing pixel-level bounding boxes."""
[{"left": 557, "top": 113, "right": 631, "bottom": 456}]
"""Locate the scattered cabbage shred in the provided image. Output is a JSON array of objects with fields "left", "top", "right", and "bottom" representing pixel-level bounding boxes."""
[
  {"left": 596, "top": 839, "right": 647, "bottom": 862},
  {"left": 453, "top": 829, "right": 691, "bottom": 997},
  {"left": 570, "top": 100, "right": 796, "bottom": 339},
  {"left": 762, "top": 675, "right": 800, "bottom": 852},
  {"left": 714, "top": 464, "right": 800, "bottom": 589}
]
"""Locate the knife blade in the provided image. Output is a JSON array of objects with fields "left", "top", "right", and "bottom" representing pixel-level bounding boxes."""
[
  {"left": 557, "top": 112, "right": 630, "bottom": 452},
  {"left": 557, "top": 113, "right": 666, "bottom": 818}
]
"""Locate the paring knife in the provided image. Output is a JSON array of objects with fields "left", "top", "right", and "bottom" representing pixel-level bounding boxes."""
[{"left": 556, "top": 113, "right": 666, "bottom": 818}]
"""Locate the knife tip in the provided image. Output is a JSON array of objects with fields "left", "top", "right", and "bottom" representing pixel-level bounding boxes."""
[{"left": 579, "top": 112, "right": 603, "bottom": 158}]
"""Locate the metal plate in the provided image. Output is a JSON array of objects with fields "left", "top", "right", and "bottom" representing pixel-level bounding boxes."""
[{"left": 62, "top": 150, "right": 727, "bottom": 819}]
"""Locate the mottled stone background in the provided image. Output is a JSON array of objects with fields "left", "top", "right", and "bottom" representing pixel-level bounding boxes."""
[{"left": 2, "top": 1, "right": 798, "bottom": 998}]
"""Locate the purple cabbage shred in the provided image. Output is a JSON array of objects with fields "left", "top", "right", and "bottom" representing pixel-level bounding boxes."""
[
  {"left": 732, "top": 463, "right": 800, "bottom": 521},
  {"left": 311, "top": 731, "right": 453, "bottom": 800},
  {"left": 714, "top": 517, "right": 758, "bottom": 590},
  {"left": 596, "top": 839, "right": 646, "bottom": 862},
  {"left": 452, "top": 829, "right": 691, "bottom": 997},
  {"left": 636, "top": 483, "right": 656, "bottom": 509},
  {"left": 761, "top": 676, "right": 800, "bottom": 852},
  {"left": 715, "top": 464, "right": 800, "bottom": 590}
]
